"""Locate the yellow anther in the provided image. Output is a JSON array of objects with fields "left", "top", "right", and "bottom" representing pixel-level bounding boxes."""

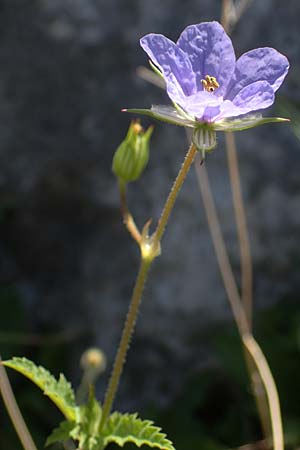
[{"left": 201, "top": 75, "right": 219, "bottom": 92}]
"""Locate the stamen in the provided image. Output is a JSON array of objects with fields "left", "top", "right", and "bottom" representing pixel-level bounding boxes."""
[{"left": 201, "top": 75, "right": 219, "bottom": 93}]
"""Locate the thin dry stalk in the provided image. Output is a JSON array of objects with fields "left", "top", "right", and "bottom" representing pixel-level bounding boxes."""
[
  {"left": 225, "top": 132, "right": 253, "bottom": 327},
  {"left": 136, "top": 66, "right": 165, "bottom": 89},
  {"left": 194, "top": 158, "right": 284, "bottom": 450},
  {"left": 220, "top": 0, "right": 274, "bottom": 443},
  {"left": 221, "top": 0, "right": 253, "bottom": 33},
  {"left": 243, "top": 335, "right": 284, "bottom": 450},
  {"left": 0, "top": 359, "right": 38, "bottom": 450}
]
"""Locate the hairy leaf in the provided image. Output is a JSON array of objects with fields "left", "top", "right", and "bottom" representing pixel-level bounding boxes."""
[
  {"left": 102, "top": 412, "right": 175, "bottom": 450},
  {"left": 75, "top": 387, "right": 103, "bottom": 448},
  {"left": 3, "top": 357, "right": 76, "bottom": 420}
]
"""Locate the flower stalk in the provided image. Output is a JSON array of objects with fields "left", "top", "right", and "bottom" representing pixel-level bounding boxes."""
[
  {"left": 101, "top": 143, "right": 197, "bottom": 429},
  {"left": 100, "top": 257, "right": 151, "bottom": 429},
  {"left": 118, "top": 180, "right": 142, "bottom": 244}
]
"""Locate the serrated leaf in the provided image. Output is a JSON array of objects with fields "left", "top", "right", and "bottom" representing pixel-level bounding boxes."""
[
  {"left": 3, "top": 357, "right": 76, "bottom": 420},
  {"left": 46, "top": 420, "right": 76, "bottom": 446},
  {"left": 79, "top": 387, "right": 102, "bottom": 437},
  {"left": 102, "top": 412, "right": 175, "bottom": 450},
  {"left": 68, "top": 388, "right": 104, "bottom": 450}
]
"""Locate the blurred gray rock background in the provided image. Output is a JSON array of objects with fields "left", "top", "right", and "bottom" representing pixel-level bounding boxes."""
[{"left": 0, "top": 0, "right": 299, "bottom": 413}]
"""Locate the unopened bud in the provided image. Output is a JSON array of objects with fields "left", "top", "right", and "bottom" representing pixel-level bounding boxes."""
[
  {"left": 112, "top": 120, "right": 153, "bottom": 183},
  {"left": 80, "top": 348, "right": 106, "bottom": 375}
]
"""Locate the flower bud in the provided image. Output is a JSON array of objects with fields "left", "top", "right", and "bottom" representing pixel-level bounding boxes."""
[
  {"left": 80, "top": 348, "right": 106, "bottom": 375},
  {"left": 112, "top": 120, "right": 153, "bottom": 183}
]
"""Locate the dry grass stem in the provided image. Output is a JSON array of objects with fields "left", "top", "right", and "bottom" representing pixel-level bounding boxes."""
[
  {"left": 194, "top": 158, "right": 284, "bottom": 450},
  {"left": 225, "top": 132, "right": 253, "bottom": 327},
  {"left": 0, "top": 358, "right": 38, "bottom": 450}
]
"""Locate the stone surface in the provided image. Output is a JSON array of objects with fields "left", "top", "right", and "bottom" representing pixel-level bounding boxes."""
[{"left": 0, "top": 0, "right": 299, "bottom": 411}]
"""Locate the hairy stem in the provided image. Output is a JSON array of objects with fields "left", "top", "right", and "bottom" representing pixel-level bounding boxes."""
[
  {"left": 100, "top": 257, "right": 151, "bottom": 428},
  {"left": 101, "top": 143, "right": 197, "bottom": 428},
  {"left": 0, "top": 358, "right": 38, "bottom": 450},
  {"left": 153, "top": 143, "right": 197, "bottom": 247}
]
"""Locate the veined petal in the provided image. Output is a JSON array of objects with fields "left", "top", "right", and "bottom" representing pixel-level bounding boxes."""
[
  {"left": 226, "top": 47, "right": 289, "bottom": 100},
  {"left": 211, "top": 81, "right": 275, "bottom": 120},
  {"left": 181, "top": 91, "right": 223, "bottom": 118},
  {"left": 232, "top": 80, "right": 275, "bottom": 111},
  {"left": 140, "top": 34, "right": 196, "bottom": 106},
  {"left": 177, "top": 21, "right": 236, "bottom": 97}
]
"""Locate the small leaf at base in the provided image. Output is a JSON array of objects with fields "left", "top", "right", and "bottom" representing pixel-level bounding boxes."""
[{"left": 46, "top": 420, "right": 76, "bottom": 446}]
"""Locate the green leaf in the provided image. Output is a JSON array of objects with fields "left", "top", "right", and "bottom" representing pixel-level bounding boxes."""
[
  {"left": 46, "top": 420, "right": 76, "bottom": 446},
  {"left": 102, "top": 412, "right": 175, "bottom": 450},
  {"left": 213, "top": 114, "right": 290, "bottom": 132},
  {"left": 78, "top": 387, "right": 102, "bottom": 438},
  {"left": 3, "top": 357, "right": 76, "bottom": 420},
  {"left": 68, "top": 388, "right": 104, "bottom": 450}
]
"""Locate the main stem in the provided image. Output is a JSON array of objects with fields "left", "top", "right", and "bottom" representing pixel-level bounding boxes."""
[
  {"left": 100, "top": 143, "right": 197, "bottom": 428},
  {"left": 100, "top": 258, "right": 151, "bottom": 428}
]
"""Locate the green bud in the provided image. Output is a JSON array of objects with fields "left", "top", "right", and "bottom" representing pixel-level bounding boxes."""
[{"left": 112, "top": 120, "right": 153, "bottom": 183}]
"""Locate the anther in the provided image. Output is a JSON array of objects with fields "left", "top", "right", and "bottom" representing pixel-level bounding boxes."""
[{"left": 201, "top": 75, "right": 219, "bottom": 92}]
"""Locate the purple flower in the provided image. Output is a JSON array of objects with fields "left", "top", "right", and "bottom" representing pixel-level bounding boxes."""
[{"left": 139, "top": 21, "right": 289, "bottom": 123}]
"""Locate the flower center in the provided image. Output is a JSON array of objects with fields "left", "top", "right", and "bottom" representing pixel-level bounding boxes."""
[{"left": 201, "top": 75, "right": 219, "bottom": 92}]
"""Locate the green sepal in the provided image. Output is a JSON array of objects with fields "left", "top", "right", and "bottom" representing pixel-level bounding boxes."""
[
  {"left": 125, "top": 105, "right": 196, "bottom": 128},
  {"left": 125, "top": 105, "right": 290, "bottom": 132},
  {"left": 101, "top": 412, "right": 175, "bottom": 450},
  {"left": 213, "top": 114, "right": 290, "bottom": 132},
  {"left": 148, "top": 60, "right": 164, "bottom": 80},
  {"left": 2, "top": 357, "right": 76, "bottom": 420}
]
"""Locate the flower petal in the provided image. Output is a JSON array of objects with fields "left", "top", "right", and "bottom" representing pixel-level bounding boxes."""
[
  {"left": 232, "top": 80, "right": 275, "bottom": 111},
  {"left": 140, "top": 34, "right": 196, "bottom": 105},
  {"left": 176, "top": 21, "right": 236, "bottom": 97},
  {"left": 214, "top": 81, "right": 275, "bottom": 120},
  {"left": 226, "top": 47, "right": 289, "bottom": 100},
  {"left": 181, "top": 91, "right": 223, "bottom": 119}
]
